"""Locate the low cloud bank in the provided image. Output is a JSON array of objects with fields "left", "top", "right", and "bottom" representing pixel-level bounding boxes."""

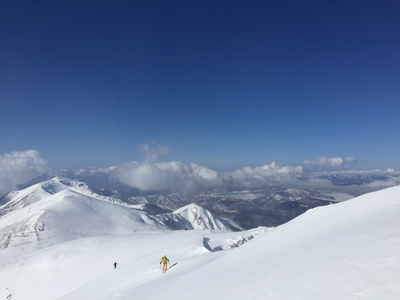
[
  {"left": 0, "top": 150, "right": 51, "bottom": 194},
  {"left": 114, "top": 161, "right": 224, "bottom": 193},
  {"left": 303, "top": 156, "right": 357, "bottom": 169},
  {"left": 110, "top": 144, "right": 226, "bottom": 192},
  {"left": 111, "top": 155, "right": 399, "bottom": 195},
  {"left": 109, "top": 144, "right": 307, "bottom": 193},
  {"left": 229, "top": 162, "right": 303, "bottom": 188},
  {"left": 1, "top": 149, "right": 399, "bottom": 196},
  {"left": 112, "top": 160, "right": 303, "bottom": 193}
]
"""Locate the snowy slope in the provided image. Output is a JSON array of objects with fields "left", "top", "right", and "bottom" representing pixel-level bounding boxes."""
[
  {"left": 1, "top": 185, "right": 399, "bottom": 299},
  {"left": 0, "top": 177, "right": 123, "bottom": 217},
  {"left": 0, "top": 188, "right": 165, "bottom": 255},
  {"left": 0, "top": 178, "right": 242, "bottom": 257},
  {"left": 136, "top": 185, "right": 400, "bottom": 300},
  {"left": 153, "top": 203, "right": 243, "bottom": 231}
]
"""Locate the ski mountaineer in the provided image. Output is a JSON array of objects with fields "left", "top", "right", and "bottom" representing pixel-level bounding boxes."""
[{"left": 160, "top": 255, "right": 169, "bottom": 273}]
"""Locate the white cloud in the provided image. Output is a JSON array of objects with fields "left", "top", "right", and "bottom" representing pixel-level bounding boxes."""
[
  {"left": 0, "top": 150, "right": 51, "bottom": 194},
  {"left": 302, "top": 156, "right": 357, "bottom": 169},
  {"left": 139, "top": 143, "right": 168, "bottom": 163},
  {"left": 63, "top": 145, "right": 400, "bottom": 195},
  {"left": 113, "top": 160, "right": 224, "bottom": 193},
  {"left": 1, "top": 147, "right": 398, "bottom": 197},
  {"left": 111, "top": 143, "right": 227, "bottom": 193},
  {"left": 229, "top": 162, "right": 303, "bottom": 187},
  {"left": 112, "top": 160, "right": 304, "bottom": 192},
  {"left": 108, "top": 155, "right": 399, "bottom": 196}
]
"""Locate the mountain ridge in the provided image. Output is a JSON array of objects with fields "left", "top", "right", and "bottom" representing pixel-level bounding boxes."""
[
  {"left": 0, "top": 177, "right": 243, "bottom": 255},
  {"left": 1, "top": 182, "right": 399, "bottom": 299}
]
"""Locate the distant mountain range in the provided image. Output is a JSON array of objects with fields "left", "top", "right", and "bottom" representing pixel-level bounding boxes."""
[
  {"left": 124, "top": 188, "right": 337, "bottom": 229},
  {"left": 2, "top": 177, "right": 399, "bottom": 299},
  {"left": 0, "top": 177, "right": 243, "bottom": 253},
  {"left": 10, "top": 168, "right": 398, "bottom": 230},
  {"left": 6, "top": 174, "right": 351, "bottom": 229}
]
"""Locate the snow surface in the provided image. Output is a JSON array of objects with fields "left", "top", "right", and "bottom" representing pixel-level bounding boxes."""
[
  {"left": 1, "top": 183, "right": 400, "bottom": 299},
  {"left": 153, "top": 203, "right": 243, "bottom": 231},
  {"left": 0, "top": 177, "right": 241, "bottom": 255}
]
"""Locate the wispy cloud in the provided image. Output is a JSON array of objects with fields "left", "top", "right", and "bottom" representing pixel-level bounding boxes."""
[
  {"left": 302, "top": 156, "right": 357, "bottom": 170},
  {"left": 0, "top": 150, "right": 51, "bottom": 194},
  {"left": 139, "top": 143, "right": 168, "bottom": 163}
]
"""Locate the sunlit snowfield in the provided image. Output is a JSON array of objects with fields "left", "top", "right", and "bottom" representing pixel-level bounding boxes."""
[{"left": 1, "top": 182, "right": 400, "bottom": 299}]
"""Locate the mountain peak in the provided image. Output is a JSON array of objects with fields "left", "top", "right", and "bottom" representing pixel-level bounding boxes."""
[
  {"left": 157, "top": 203, "right": 243, "bottom": 231},
  {"left": 0, "top": 177, "right": 93, "bottom": 217},
  {"left": 172, "top": 202, "right": 202, "bottom": 214},
  {"left": 0, "top": 179, "right": 244, "bottom": 256}
]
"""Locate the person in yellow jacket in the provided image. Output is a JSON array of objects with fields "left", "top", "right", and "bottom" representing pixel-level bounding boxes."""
[{"left": 160, "top": 255, "right": 169, "bottom": 273}]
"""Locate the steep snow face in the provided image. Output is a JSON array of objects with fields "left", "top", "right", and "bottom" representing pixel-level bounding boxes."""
[
  {"left": 0, "top": 177, "right": 103, "bottom": 217},
  {"left": 0, "top": 179, "right": 243, "bottom": 256},
  {"left": 0, "top": 184, "right": 51, "bottom": 217},
  {"left": 0, "top": 188, "right": 166, "bottom": 255},
  {"left": 153, "top": 203, "right": 243, "bottom": 231}
]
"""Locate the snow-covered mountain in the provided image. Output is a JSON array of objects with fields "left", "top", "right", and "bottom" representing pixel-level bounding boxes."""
[
  {"left": 153, "top": 203, "right": 243, "bottom": 231},
  {"left": 123, "top": 187, "right": 337, "bottom": 228},
  {"left": 0, "top": 187, "right": 162, "bottom": 254},
  {"left": 1, "top": 182, "right": 399, "bottom": 299},
  {"left": 13, "top": 173, "right": 353, "bottom": 228},
  {"left": 0, "top": 177, "right": 242, "bottom": 255},
  {"left": 0, "top": 176, "right": 124, "bottom": 217}
]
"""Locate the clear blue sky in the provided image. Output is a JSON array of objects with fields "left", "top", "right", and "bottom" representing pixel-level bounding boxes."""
[{"left": 1, "top": 0, "right": 399, "bottom": 170}]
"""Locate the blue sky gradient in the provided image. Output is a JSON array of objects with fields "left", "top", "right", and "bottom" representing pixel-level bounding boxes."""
[{"left": 1, "top": 1, "right": 399, "bottom": 170}]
